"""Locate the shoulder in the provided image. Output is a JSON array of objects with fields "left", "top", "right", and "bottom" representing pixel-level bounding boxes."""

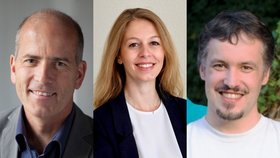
[
  {"left": 94, "top": 99, "right": 118, "bottom": 130},
  {"left": 161, "top": 92, "right": 186, "bottom": 108},
  {"left": 187, "top": 118, "right": 207, "bottom": 131},
  {"left": 71, "top": 104, "right": 93, "bottom": 143},
  {"left": 161, "top": 93, "right": 186, "bottom": 116},
  {"left": 0, "top": 106, "right": 20, "bottom": 134},
  {"left": 65, "top": 105, "right": 93, "bottom": 154},
  {"left": 172, "top": 96, "right": 187, "bottom": 106},
  {"left": 74, "top": 105, "right": 93, "bottom": 127},
  {"left": 165, "top": 93, "right": 186, "bottom": 104},
  {"left": 169, "top": 96, "right": 186, "bottom": 115},
  {"left": 187, "top": 118, "right": 208, "bottom": 139},
  {"left": 94, "top": 97, "right": 129, "bottom": 128},
  {"left": 94, "top": 92, "right": 127, "bottom": 120},
  {"left": 94, "top": 100, "right": 115, "bottom": 120},
  {"left": 94, "top": 95, "right": 132, "bottom": 134},
  {"left": 0, "top": 107, "right": 19, "bottom": 125},
  {"left": 263, "top": 116, "right": 280, "bottom": 130},
  {"left": 187, "top": 118, "right": 204, "bottom": 127}
]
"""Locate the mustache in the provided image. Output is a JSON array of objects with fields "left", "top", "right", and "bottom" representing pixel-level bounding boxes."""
[{"left": 215, "top": 84, "right": 249, "bottom": 94}]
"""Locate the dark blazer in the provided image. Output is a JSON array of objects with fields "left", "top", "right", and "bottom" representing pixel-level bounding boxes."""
[
  {"left": 94, "top": 90, "right": 186, "bottom": 158},
  {"left": 0, "top": 104, "right": 93, "bottom": 158}
]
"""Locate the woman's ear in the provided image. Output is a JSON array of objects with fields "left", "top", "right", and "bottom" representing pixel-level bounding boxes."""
[{"left": 117, "top": 56, "right": 123, "bottom": 64}]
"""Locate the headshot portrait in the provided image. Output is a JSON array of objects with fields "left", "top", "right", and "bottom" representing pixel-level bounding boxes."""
[
  {"left": 0, "top": 0, "right": 93, "bottom": 117},
  {"left": 187, "top": 2, "right": 280, "bottom": 157},
  {"left": 93, "top": 0, "right": 186, "bottom": 157},
  {"left": 93, "top": 0, "right": 186, "bottom": 97},
  {"left": 0, "top": 0, "right": 93, "bottom": 157}
]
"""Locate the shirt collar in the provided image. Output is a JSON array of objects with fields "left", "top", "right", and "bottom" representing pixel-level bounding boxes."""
[
  {"left": 15, "top": 105, "right": 76, "bottom": 157},
  {"left": 15, "top": 107, "right": 28, "bottom": 151},
  {"left": 52, "top": 105, "right": 75, "bottom": 156}
]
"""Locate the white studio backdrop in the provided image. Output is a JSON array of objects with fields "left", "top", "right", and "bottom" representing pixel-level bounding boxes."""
[{"left": 0, "top": 0, "right": 93, "bottom": 117}]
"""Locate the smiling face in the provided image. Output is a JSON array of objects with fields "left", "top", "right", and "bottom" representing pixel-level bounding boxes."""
[
  {"left": 200, "top": 32, "right": 269, "bottom": 121},
  {"left": 119, "top": 19, "right": 165, "bottom": 85},
  {"left": 10, "top": 16, "right": 86, "bottom": 119}
]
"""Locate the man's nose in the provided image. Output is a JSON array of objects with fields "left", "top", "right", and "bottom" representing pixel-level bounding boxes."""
[
  {"left": 34, "top": 62, "right": 54, "bottom": 83},
  {"left": 224, "top": 68, "right": 239, "bottom": 88}
]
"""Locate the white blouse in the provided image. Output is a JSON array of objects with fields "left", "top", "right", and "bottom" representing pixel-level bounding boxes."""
[{"left": 127, "top": 101, "right": 182, "bottom": 158}]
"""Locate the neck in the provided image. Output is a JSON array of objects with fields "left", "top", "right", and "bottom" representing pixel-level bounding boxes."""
[
  {"left": 124, "top": 81, "right": 160, "bottom": 112},
  {"left": 206, "top": 106, "right": 261, "bottom": 134},
  {"left": 23, "top": 106, "right": 72, "bottom": 154}
]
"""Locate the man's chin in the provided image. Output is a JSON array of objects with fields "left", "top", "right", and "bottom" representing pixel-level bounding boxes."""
[{"left": 216, "top": 109, "right": 244, "bottom": 121}]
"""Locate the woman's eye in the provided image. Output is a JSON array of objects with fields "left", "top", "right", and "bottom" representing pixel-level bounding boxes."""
[
  {"left": 128, "top": 43, "right": 139, "bottom": 48},
  {"left": 150, "top": 41, "right": 160, "bottom": 46}
]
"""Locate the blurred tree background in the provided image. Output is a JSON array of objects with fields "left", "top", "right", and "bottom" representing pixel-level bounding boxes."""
[{"left": 187, "top": 0, "right": 280, "bottom": 120}]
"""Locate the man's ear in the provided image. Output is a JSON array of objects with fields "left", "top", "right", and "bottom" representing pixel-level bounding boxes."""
[
  {"left": 10, "top": 54, "right": 16, "bottom": 84},
  {"left": 75, "top": 60, "right": 87, "bottom": 89},
  {"left": 199, "top": 64, "right": 206, "bottom": 81},
  {"left": 262, "top": 68, "right": 270, "bottom": 85}
]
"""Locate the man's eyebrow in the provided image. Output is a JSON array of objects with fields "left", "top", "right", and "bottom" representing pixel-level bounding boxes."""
[
  {"left": 209, "top": 59, "right": 258, "bottom": 67},
  {"left": 21, "top": 54, "right": 41, "bottom": 59},
  {"left": 52, "top": 57, "right": 70, "bottom": 63},
  {"left": 21, "top": 54, "right": 71, "bottom": 63},
  {"left": 239, "top": 61, "right": 258, "bottom": 68},
  {"left": 209, "top": 58, "right": 226, "bottom": 64}
]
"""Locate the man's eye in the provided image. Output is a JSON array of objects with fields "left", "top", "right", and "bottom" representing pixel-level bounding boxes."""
[
  {"left": 213, "top": 64, "right": 226, "bottom": 71},
  {"left": 241, "top": 65, "right": 253, "bottom": 72},
  {"left": 24, "top": 59, "right": 37, "bottom": 65},
  {"left": 56, "top": 61, "right": 66, "bottom": 67},
  {"left": 26, "top": 59, "right": 34, "bottom": 63},
  {"left": 128, "top": 43, "right": 139, "bottom": 48}
]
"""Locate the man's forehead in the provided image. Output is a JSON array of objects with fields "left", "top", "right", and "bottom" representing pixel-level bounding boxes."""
[
  {"left": 206, "top": 36, "right": 264, "bottom": 57},
  {"left": 18, "top": 17, "right": 77, "bottom": 48}
]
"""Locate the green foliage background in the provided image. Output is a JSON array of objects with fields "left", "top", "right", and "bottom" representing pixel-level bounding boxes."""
[
  {"left": 259, "top": 21, "right": 280, "bottom": 120},
  {"left": 187, "top": 0, "right": 280, "bottom": 119}
]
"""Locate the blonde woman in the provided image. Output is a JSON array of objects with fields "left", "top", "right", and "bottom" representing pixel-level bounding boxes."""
[{"left": 94, "top": 8, "right": 186, "bottom": 158}]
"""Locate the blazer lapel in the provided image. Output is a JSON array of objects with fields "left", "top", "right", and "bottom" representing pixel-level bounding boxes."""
[
  {"left": 111, "top": 91, "right": 139, "bottom": 158},
  {"left": 162, "top": 95, "right": 186, "bottom": 158},
  {"left": 0, "top": 107, "right": 20, "bottom": 158},
  {"left": 63, "top": 105, "right": 93, "bottom": 158}
]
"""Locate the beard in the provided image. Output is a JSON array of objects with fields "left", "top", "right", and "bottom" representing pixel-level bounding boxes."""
[
  {"left": 216, "top": 109, "right": 244, "bottom": 120},
  {"left": 213, "top": 84, "right": 248, "bottom": 120},
  {"left": 216, "top": 102, "right": 244, "bottom": 120}
]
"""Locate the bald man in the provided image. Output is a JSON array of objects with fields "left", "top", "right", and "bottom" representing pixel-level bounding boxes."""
[{"left": 0, "top": 9, "right": 92, "bottom": 158}]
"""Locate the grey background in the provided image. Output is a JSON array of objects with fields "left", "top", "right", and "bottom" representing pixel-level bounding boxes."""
[{"left": 0, "top": 0, "right": 93, "bottom": 117}]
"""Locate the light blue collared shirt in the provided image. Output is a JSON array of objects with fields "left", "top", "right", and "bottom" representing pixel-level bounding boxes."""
[{"left": 15, "top": 105, "right": 75, "bottom": 158}]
